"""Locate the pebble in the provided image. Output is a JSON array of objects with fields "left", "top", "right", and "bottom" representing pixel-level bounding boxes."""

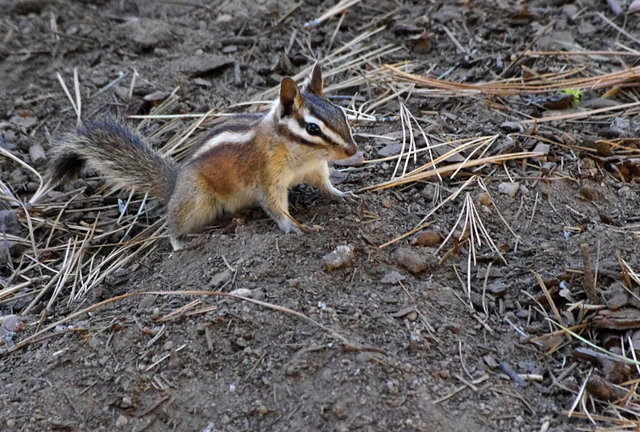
[
  {"left": 377, "top": 143, "right": 404, "bottom": 157},
  {"left": 9, "top": 113, "right": 37, "bottom": 129},
  {"left": 122, "top": 18, "right": 172, "bottom": 49},
  {"left": 498, "top": 182, "right": 519, "bottom": 197},
  {"left": 500, "top": 121, "right": 524, "bottom": 133},
  {"left": 115, "top": 415, "right": 128, "bottom": 428},
  {"left": 216, "top": 14, "right": 233, "bottom": 25},
  {"left": 28, "top": 143, "right": 46, "bottom": 165},
  {"left": 209, "top": 269, "right": 233, "bottom": 288},
  {"left": 486, "top": 281, "right": 508, "bottom": 297},
  {"left": 323, "top": 245, "right": 355, "bottom": 271},
  {"left": 563, "top": 4, "right": 578, "bottom": 20},
  {"left": 165, "top": 54, "right": 233, "bottom": 76},
  {"left": 412, "top": 231, "right": 443, "bottom": 247},
  {"left": 143, "top": 91, "right": 168, "bottom": 102},
  {"left": 229, "top": 288, "right": 252, "bottom": 298},
  {"left": 394, "top": 247, "right": 435, "bottom": 275},
  {"left": 0, "top": 210, "right": 21, "bottom": 236},
  {"left": 380, "top": 270, "right": 405, "bottom": 284}
]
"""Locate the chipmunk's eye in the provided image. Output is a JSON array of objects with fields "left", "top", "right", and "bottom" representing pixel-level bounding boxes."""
[{"left": 306, "top": 123, "right": 321, "bottom": 135}]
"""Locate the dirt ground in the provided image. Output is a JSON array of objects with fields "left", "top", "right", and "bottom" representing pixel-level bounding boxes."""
[{"left": 1, "top": 0, "right": 640, "bottom": 431}]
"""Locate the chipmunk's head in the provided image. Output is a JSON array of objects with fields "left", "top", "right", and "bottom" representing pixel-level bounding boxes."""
[{"left": 273, "top": 63, "right": 357, "bottom": 161}]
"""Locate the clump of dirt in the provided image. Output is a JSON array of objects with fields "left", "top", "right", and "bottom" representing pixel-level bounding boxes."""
[{"left": 1, "top": 1, "right": 640, "bottom": 431}]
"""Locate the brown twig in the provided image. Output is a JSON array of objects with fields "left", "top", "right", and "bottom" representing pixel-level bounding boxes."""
[{"left": 580, "top": 243, "right": 599, "bottom": 304}]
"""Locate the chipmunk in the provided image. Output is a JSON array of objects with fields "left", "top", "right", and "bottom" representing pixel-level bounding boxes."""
[{"left": 47, "top": 64, "right": 358, "bottom": 251}]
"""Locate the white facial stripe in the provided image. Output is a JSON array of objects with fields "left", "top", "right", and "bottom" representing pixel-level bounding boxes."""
[
  {"left": 191, "top": 131, "right": 255, "bottom": 158},
  {"left": 301, "top": 111, "right": 350, "bottom": 148},
  {"left": 284, "top": 117, "right": 326, "bottom": 146}
]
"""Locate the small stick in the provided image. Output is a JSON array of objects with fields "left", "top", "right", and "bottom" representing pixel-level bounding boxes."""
[
  {"left": 303, "top": 0, "right": 361, "bottom": 28},
  {"left": 598, "top": 12, "right": 640, "bottom": 46},
  {"left": 531, "top": 270, "right": 565, "bottom": 328},
  {"left": 616, "top": 250, "right": 633, "bottom": 290},
  {"left": 522, "top": 101, "right": 640, "bottom": 124},
  {"left": 580, "top": 243, "right": 599, "bottom": 304},
  {"left": 6, "top": 290, "right": 354, "bottom": 354},
  {"left": 499, "top": 361, "right": 525, "bottom": 387},
  {"left": 440, "top": 24, "right": 466, "bottom": 54}
]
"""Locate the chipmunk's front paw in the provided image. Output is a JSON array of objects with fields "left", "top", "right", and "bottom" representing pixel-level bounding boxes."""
[
  {"left": 277, "top": 219, "right": 305, "bottom": 234},
  {"left": 329, "top": 189, "right": 360, "bottom": 204},
  {"left": 340, "top": 190, "right": 360, "bottom": 203},
  {"left": 324, "top": 185, "right": 360, "bottom": 203}
]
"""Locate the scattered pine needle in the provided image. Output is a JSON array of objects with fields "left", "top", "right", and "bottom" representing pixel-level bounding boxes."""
[{"left": 384, "top": 64, "right": 640, "bottom": 97}]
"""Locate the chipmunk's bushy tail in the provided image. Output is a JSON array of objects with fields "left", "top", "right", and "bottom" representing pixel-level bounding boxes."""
[{"left": 48, "top": 120, "right": 177, "bottom": 202}]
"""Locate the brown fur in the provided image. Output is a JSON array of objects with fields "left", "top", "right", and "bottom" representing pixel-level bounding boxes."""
[{"left": 47, "top": 65, "right": 357, "bottom": 251}]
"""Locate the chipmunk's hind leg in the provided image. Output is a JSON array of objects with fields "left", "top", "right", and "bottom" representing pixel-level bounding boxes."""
[
  {"left": 166, "top": 175, "right": 221, "bottom": 251},
  {"left": 260, "top": 187, "right": 304, "bottom": 234}
]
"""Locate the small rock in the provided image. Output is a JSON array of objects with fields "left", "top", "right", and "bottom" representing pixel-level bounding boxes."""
[
  {"left": 323, "top": 245, "right": 355, "bottom": 271},
  {"left": 610, "top": 117, "right": 640, "bottom": 137},
  {"left": 604, "top": 282, "right": 629, "bottom": 310},
  {"left": 28, "top": 143, "right": 46, "bottom": 165},
  {"left": 578, "top": 186, "right": 597, "bottom": 201},
  {"left": 216, "top": 14, "right": 233, "bottom": 25},
  {"left": 165, "top": 55, "right": 233, "bottom": 77},
  {"left": 412, "top": 231, "right": 443, "bottom": 247},
  {"left": 9, "top": 113, "right": 37, "bottom": 129},
  {"left": 437, "top": 369, "right": 451, "bottom": 379},
  {"left": 143, "top": 91, "right": 168, "bottom": 102},
  {"left": 105, "top": 267, "right": 129, "bottom": 287},
  {"left": 0, "top": 315, "right": 24, "bottom": 344},
  {"left": 0, "top": 210, "right": 21, "bottom": 236},
  {"left": 410, "top": 31, "right": 433, "bottom": 54},
  {"left": 603, "top": 359, "right": 632, "bottom": 384},
  {"left": 391, "top": 305, "right": 418, "bottom": 321},
  {"left": 229, "top": 288, "right": 252, "bottom": 297},
  {"left": 486, "top": 281, "right": 508, "bottom": 297},
  {"left": 122, "top": 18, "right": 172, "bottom": 49},
  {"left": 222, "top": 45, "right": 238, "bottom": 54},
  {"left": 193, "top": 78, "right": 212, "bottom": 87},
  {"left": 498, "top": 182, "right": 519, "bottom": 197},
  {"left": 477, "top": 192, "right": 491, "bottom": 206},
  {"left": 531, "top": 142, "right": 550, "bottom": 159},
  {"left": 394, "top": 247, "right": 435, "bottom": 275},
  {"left": 209, "top": 269, "right": 233, "bottom": 288},
  {"left": 377, "top": 143, "right": 404, "bottom": 157},
  {"left": 0, "top": 131, "right": 17, "bottom": 151},
  {"left": 115, "top": 415, "right": 128, "bottom": 428},
  {"left": 562, "top": 4, "right": 578, "bottom": 20},
  {"left": 381, "top": 271, "right": 406, "bottom": 284},
  {"left": 500, "top": 121, "right": 523, "bottom": 133},
  {"left": 587, "top": 374, "right": 627, "bottom": 401},
  {"left": 483, "top": 355, "right": 499, "bottom": 369},
  {"left": 392, "top": 22, "right": 423, "bottom": 34}
]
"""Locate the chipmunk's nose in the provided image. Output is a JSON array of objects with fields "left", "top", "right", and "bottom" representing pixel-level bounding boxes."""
[{"left": 345, "top": 141, "right": 357, "bottom": 157}]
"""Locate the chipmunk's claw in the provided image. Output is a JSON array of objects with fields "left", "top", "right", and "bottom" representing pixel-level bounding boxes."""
[{"left": 340, "top": 190, "right": 360, "bottom": 203}]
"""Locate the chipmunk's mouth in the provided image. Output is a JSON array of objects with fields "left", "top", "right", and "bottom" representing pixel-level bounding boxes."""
[{"left": 344, "top": 143, "right": 357, "bottom": 157}]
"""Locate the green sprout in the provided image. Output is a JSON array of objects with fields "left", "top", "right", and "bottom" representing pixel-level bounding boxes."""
[{"left": 562, "top": 88, "right": 583, "bottom": 107}]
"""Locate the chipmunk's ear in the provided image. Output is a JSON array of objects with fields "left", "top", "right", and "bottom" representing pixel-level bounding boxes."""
[
  {"left": 303, "top": 62, "right": 323, "bottom": 96},
  {"left": 279, "top": 76, "right": 303, "bottom": 116}
]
